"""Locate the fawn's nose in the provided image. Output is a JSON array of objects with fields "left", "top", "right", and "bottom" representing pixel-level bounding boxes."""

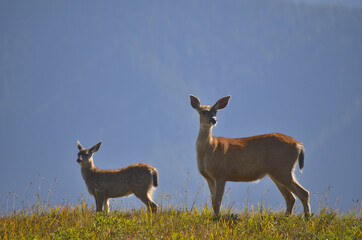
[
  {"left": 210, "top": 117, "right": 217, "bottom": 125},
  {"left": 77, "top": 158, "right": 82, "bottom": 163}
]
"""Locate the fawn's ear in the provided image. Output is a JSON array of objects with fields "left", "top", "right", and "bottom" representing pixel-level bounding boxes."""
[
  {"left": 190, "top": 95, "right": 201, "bottom": 110},
  {"left": 212, "top": 96, "right": 231, "bottom": 111},
  {"left": 90, "top": 142, "right": 102, "bottom": 153},
  {"left": 77, "top": 140, "right": 83, "bottom": 151}
]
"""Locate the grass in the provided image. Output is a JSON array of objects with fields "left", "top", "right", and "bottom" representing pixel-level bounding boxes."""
[
  {"left": 1, "top": 180, "right": 361, "bottom": 239},
  {"left": 1, "top": 196, "right": 361, "bottom": 239}
]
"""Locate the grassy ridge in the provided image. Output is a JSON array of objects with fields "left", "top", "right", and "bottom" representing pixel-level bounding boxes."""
[{"left": 1, "top": 201, "right": 361, "bottom": 239}]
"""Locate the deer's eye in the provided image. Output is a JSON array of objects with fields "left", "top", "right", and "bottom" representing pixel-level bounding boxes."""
[{"left": 79, "top": 152, "right": 88, "bottom": 157}]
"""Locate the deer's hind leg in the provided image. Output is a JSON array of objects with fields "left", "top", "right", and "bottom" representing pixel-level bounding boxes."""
[
  {"left": 270, "top": 176, "right": 296, "bottom": 215},
  {"left": 270, "top": 173, "right": 310, "bottom": 217},
  {"left": 103, "top": 199, "right": 110, "bottom": 213},
  {"left": 290, "top": 179, "right": 310, "bottom": 217},
  {"left": 134, "top": 189, "right": 158, "bottom": 212}
]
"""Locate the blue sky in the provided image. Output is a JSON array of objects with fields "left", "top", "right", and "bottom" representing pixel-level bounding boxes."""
[{"left": 1, "top": 0, "right": 361, "bottom": 214}]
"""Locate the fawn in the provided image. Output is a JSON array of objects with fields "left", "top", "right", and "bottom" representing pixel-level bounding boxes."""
[{"left": 76, "top": 141, "right": 158, "bottom": 212}]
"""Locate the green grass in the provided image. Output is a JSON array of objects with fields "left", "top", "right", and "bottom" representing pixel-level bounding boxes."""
[{"left": 1, "top": 198, "right": 361, "bottom": 239}]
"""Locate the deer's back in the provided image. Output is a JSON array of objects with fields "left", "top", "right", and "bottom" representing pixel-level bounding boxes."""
[
  {"left": 199, "top": 133, "right": 301, "bottom": 181},
  {"left": 84, "top": 163, "right": 156, "bottom": 197}
]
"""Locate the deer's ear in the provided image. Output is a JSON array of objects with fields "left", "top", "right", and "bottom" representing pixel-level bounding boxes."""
[
  {"left": 190, "top": 95, "right": 201, "bottom": 110},
  {"left": 90, "top": 142, "right": 102, "bottom": 153},
  {"left": 212, "top": 96, "right": 231, "bottom": 111},
  {"left": 77, "top": 140, "right": 83, "bottom": 151}
]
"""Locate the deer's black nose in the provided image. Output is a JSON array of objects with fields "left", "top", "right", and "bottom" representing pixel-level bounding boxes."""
[
  {"left": 77, "top": 159, "right": 82, "bottom": 163},
  {"left": 210, "top": 118, "right": 217, "bottom": 125}
]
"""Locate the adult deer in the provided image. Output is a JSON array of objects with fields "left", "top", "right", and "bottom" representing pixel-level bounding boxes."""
[
  {"left": 190, "top": 95, "right": 310, "bottom": 217},
  {"left": 76, "top": 141, "right": 158, "bottom": 212}
]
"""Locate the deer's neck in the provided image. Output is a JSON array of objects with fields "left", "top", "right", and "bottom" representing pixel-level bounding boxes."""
[
  {"left": 80, "top": 158, "right": 97, "bottom": 181},
  {"left": 196, "top": 124, "right": 214, "bottom": 154}
]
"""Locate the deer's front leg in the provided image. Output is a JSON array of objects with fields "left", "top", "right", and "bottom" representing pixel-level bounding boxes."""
[
  {"left": 206, "top": 178, "right": 216, "bottom": 207},
  {"left": 213, "top": 179, "right": 226, "bottom": 217},
  {"left": 94, "top": 192, "right": 105, "bottom": 212}
]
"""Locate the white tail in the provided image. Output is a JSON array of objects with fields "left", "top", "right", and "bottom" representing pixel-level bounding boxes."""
[
  {"left": 190, "top": 95, "right": 310, "bottom": 217},
  {"left": 76, "top": 141, "right": 158, "bottom": 212}
]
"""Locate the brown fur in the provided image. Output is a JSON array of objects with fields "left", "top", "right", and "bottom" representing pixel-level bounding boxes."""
[
  {"left": 76, "top": 141, "right": 158, "bottom": 212},
  {"left": 190, "top": 95, "right": 310, "bottom": 217}
]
